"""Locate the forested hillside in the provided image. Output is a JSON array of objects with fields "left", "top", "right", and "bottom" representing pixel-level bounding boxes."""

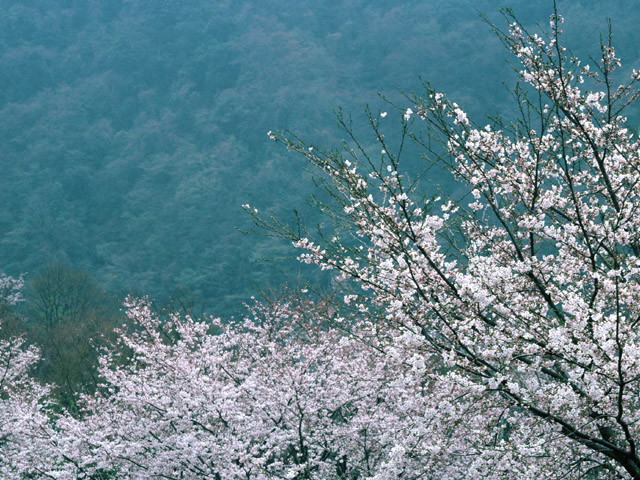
[
  {"left": 1, "top": 0, "right": 638, "bottom": 315},
  {"left": 5, "top": 2, "right": 640, "bottom": 477}
]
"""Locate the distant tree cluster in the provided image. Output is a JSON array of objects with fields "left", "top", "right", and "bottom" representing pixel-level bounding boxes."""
[
  {"left": 1, "top": 0, "right": 638, "bottom": 317},
  {"left": 3, "top": 8, "right": 640, "bottom": 480}
]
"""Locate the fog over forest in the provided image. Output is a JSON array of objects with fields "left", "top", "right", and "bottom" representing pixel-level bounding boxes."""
[{"left": 1, "top": 0, "right": 639, "bottom": 316}]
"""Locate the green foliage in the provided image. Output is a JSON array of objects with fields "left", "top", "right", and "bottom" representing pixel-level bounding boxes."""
[
  {"left": 24, "top": 263, "right": 122, "bottom": 412},
  {"left": 0, "top": 1, "right": 638, "bottom": 317}
]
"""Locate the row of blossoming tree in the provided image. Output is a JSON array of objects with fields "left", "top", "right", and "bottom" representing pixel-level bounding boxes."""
[{"left": 3, "top": 8, "right": 640, "bottom": 479}]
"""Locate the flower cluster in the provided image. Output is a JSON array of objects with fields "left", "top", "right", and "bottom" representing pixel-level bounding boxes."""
[{"left": 276, "top": 10, "right": 640, "bottom": 479}]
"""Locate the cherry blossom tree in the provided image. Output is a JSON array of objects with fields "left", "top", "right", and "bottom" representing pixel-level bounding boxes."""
[
  {"left": 56, "top": 297, "right": 610, "bottom": 479},
  {"left": 0, "top": 273, "right": 61, "bottom": 479},
  {"left": 251, "top": 8, "right": 640, "bottom": 479},
  {"left": 0, "top": 273, "right": 23, "bottom": 310},
  {"left": 56, "top": 296, "right": 412, "bottom": 479}
]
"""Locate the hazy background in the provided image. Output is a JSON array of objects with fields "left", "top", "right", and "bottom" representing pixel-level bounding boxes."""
[{"left": 1, "top": 0, "right": 639, "bottom": 316}]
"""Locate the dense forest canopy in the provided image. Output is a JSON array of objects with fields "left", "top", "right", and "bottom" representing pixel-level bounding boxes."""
[
  {"left": 1, "top": 0, "right": 639, "bottom": 316},
  {"left": 5, "top": 4, "right": 640, "bottom": 474}
]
